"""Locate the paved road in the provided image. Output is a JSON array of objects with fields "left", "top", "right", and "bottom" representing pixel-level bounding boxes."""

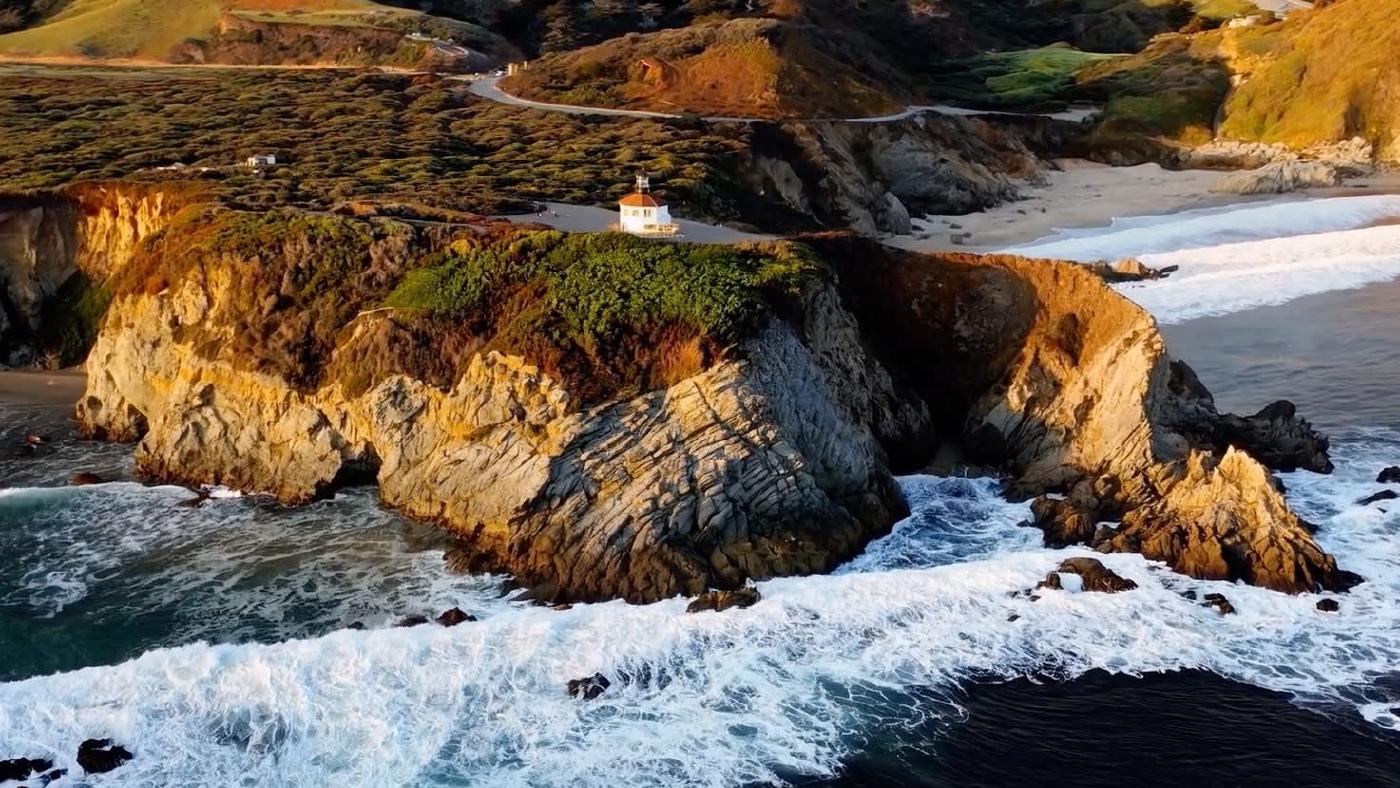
[
  {"left": 461, "top": 75, "right": 1100, "bottom": 124},
  {"left": 497, "top": 202, "right": 773, "bottom": 244}
]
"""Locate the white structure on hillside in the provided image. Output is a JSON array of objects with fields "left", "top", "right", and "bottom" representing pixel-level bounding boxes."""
[
  {"left": 245, "top": 154, "right": 277, "bottom": 168},
  {"left": 618, "top": 175, "right": 677, "bottom": 236}
]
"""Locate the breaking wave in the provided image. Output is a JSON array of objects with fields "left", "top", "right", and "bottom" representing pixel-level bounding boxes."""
[
  {"left": 2, "top": 429, "right": 1399, "bottom": 786},
  {"left": 1002, "top": 195, "right": 1400, "bottom": 325}
]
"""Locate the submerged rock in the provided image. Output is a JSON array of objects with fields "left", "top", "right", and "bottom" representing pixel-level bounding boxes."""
[
  {"left": 0, "top": 757, "right": 53, "bottom": 783},
  {"left": 1358, "top": 490, "right": 1399, "bottom": 506},
  {"left": 394, "top": 615, "right": 429, "bottom": 628},
  {"left": 1084, "top": 258, "right": 1177, "bottom": 283},
  {"left": 69, "top": 471, "right": 106, "bottom": 485},
  {"left": 1202, "top": 593, "right": 1236, "bottom": 615},
  {"left": 686, "top": 586, "right": 762, "bottom": 613},
  {"left": 1048, "top": 557, "right": 1137, "bottom": 594},
  {"left": 76, "top": 739, "right": 132, "bottom": 774},
  {"left": 1316, "top": 598, "right": 1340, "bottom": 613},
  {"left": 566, "top": 673, "right": 611, "bottom": 701},
  {"left": 436, "top": 607, "right": 477, "bottom": 627},
  {"left": 1377, "top": 466, "right": 1400, "bottom": 484}
]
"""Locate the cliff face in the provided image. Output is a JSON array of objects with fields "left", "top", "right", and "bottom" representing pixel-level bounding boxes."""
[
  {"left": 747, "top": 115, "right": 1078, "bottom": 236},
  {"left": 0, "top": 185, "right": 185, "bottom": 366},
  {"left": 813, "top": 239, "right": 1356, "bottom": 594},
  {"left": 73, "top": 213, "right": 1356, "bottom": 601},
  {"left": 81, "top": 262, "right": 922, "bottom": 602}
]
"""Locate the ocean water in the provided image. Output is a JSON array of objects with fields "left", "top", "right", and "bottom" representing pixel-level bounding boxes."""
[
  {"left": 3, "top": 195, "right": 1400, "bottom": 785},
  {"left": 1006, "top": 193, "right": 1400, "bottom": 324}
]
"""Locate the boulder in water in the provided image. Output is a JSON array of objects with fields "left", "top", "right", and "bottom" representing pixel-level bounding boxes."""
[
  {"left": 1377, "top": 466, "right": 1400, "bottom": 484},
  {"left": 77, "top": 739, "right": 132, "bottom": 774},
  {"left": 1213, "top": 400, "right": 1333, "bottom": 474},
  {"left": 567, "top": 673, "right": 611, "bottom": 701},
  {"left": 1051, "top": 557, "right": 1137, "bottom": 593},
  {"left": 436, "top": 607, "right": 477, "bottom": 626},
  {"left": 70, "top": 471, "right": 106, "bottom": 486},
  {"left": 394, "top": 614, "right": 430, "bottom": 628},
  {"left": 1202, "top": 592, "right": 1236, "bottom": 615},
  {"left": 1316, "top": 598, "right": 1340, "bottom": 613},
  {"left": 1357, "top": 490, "right": 1399, "bottom": 506},
  {"left": 686, "top": 586, "right": 761, "bottom": 613},
  {"left": 1084, "top": 258, "right": 1176, "bottom": 283},
  {"left": 0, "top": 757, "right": 53, "bottom": 783}
]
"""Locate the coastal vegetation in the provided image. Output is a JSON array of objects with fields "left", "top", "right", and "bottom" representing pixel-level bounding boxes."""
[
  {"left": 927, "top": 44, "right": 1120, "bottom": 110},
  {"left": 0, "top": 65, "right": 798, "bottom": 226},
  {"left": 115, "top": 207, "right": 818, "bottom": 401},
  {"left": 1218, "top": 0, "right": 1400, "bottom": 157}
]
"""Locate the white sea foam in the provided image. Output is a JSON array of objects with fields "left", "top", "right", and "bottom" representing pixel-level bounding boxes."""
[
  {"left": 0, "top": 484, "right": 511, "bottom": 638},
  {"left": 1001, "top": 194, "right": 1400, "bottom": 262},
  {"left": 1000, "top": 195, "right": 1400, "bottom": 325},
  {"left": 2, "top": 431, "right": 1398, "bottom": 786}
]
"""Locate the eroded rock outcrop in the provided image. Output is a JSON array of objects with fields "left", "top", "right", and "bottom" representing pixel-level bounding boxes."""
[
  {"left": 0, "top": 184, "right": 187, "bottom": 366},
  {"left": 815, "top": 238, "right": 1356, "bottom": 594},
  {"left": 75, "top": 214, "right": 1355, "bottom": 601},
  {"left": 747, "top": 116, "right": 1078, "bottom": 236},
  {"left": 80, "top": 248, "right": 920, "bottom": 602}
]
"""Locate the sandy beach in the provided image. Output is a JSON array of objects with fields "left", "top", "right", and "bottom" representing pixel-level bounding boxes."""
[
  {"left": 892, "top": 160, "right": 1400, "bottom": 254},
  {"left": 0, "top": 369, "right": 86, "bottom": 408}
]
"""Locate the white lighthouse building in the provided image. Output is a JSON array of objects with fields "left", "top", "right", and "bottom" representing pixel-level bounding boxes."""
[{"left": 618, "top": 175, "right": 677, "bottom": 236}]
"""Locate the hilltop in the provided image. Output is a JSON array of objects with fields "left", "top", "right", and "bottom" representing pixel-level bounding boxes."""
[
  {"left": 0, "top": 0, "right": 516, "bottom": 68},
  {"left": 1218, "top": 0, "right": 1400, "bottom": 159}
]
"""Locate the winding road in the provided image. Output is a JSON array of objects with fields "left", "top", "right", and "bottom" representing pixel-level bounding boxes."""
[{"left": 459, "top": 75, "right": 1101, "bottom": 125}]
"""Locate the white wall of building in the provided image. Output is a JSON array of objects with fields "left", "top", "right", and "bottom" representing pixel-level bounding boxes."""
[{"left": 619, "top": 204, "right": 672, "bottom": 234}]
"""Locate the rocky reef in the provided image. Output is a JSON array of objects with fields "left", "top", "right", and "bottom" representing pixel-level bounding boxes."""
[{"left": 64, "top": 196, "right": 1357, "bottom": 601}]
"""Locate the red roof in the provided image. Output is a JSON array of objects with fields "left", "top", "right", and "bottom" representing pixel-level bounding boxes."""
[{"left": 620, "top": 192, "right": 665, "bottom": 207}]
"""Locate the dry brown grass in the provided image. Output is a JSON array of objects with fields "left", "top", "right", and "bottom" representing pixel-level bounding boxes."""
[{"left": 1218, "top": 0, "right": 1400, "bottom": 158}]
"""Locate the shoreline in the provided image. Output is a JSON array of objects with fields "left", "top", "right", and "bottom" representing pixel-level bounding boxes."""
[
  {"left": 891, "top": 160, "right": 1400, "bottom": 254},
  {"left": 0, "top": 369, "right": 86, "bottom": 409}
]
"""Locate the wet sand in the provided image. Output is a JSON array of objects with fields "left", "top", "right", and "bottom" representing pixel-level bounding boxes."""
[
  {"left": 0, "top": 369, "right": 86, "bottom": 409},
  {"left": 893, "top": 161, "right": 1400, "bottom": 254}
]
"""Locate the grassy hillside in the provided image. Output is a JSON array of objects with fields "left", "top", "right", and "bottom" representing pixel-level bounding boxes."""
[
  {"left": 503, "top": 17, "right": 906, "bottom": 119},
  {"left": 0, "top": 64, "right": 810, "bottom": 228},
  {"left": 1218, "top": 0, "right": 1400, "bottom": 159},
  {"left": 0, "top": 0, "right": 491, "bottom": 62}
]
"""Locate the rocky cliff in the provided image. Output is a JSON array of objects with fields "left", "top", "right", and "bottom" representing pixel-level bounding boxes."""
[
  {"left": 73, "top": 208, "right": 1357, "bottom": 601},
  {"left": 0, "top": 184, "right": 188, "bottom": 367},
  {"left": 811, "top": 237, "right": 1356, "bottom": 594},
  {"left": 747, "top": 115, "right": 1080, "bottom": 236}
]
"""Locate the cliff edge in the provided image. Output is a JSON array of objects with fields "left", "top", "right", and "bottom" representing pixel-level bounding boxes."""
[{"left": 61, "top": 199, "right": 1357, "bottom": 601}]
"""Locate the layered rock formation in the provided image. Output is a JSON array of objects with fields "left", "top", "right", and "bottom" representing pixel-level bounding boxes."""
[
  {"left": 748, "top": 115, "right": 1079, "bottom": 236},
  {"left": 818, "top": 238, "right": 1357, "bottom": 594},
  {"left": 0, "top": 184, "right": 186, "bottom": 366},
  {"left": 74, "top": 208, "right": 1357, "bottom": 600}
]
